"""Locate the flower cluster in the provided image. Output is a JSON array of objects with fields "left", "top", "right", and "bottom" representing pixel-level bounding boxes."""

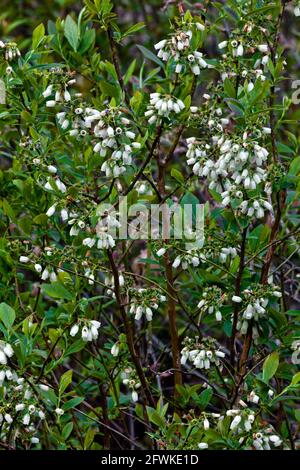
[
  {"left": 104, "top": 273, "right": 125, "bottom": 298},
  {"left": 198, "top": 286, "right": 227, "bottom": 322},
  {"left": 181, "top": 336, "right": 225, "bottom": 370},
  {"left": 42, "top": 70, "right": 78, "bottom": 108},
  {"left": 248, "top": 390, "right": 260, "bottom": 405},
  {"left": 85, "top": 107, "right": 141, "bottom": 177},
  {"left": 0, "top": 341, "right": 14, "bottom": 365},
  {"left": 226, "top": 408, "right": 256, "bottom": 433},
  {"left": 183, "top": 232, "right": 239, "bottom": 267},
  {"left": 19, "top": 248, "right": 59, "bottom": 282},
  {"left": 121, "top": 367, "right": 141, "bottom": 402},
  {"left": 186, "top": 137, "right": 214, "bottom": 179},
  {"left": 171, "top": 249, "right": 202, "bottom": 270},
  {"left": 154, "top": 21, "right": 207, "bottom": 75},
  {"left": 69, "top": 217, "right": 87, "bottom": 236},
  {"left": 219, "top": 246, "right": 238, "bottom": 264},
  {"left": 56, "top": 107, "right": 86, "bottom": 136},
  {"left": 0, "top": 367, "right": 46, "bottom": 446},
  {"left": 73, "top": 213, "right": 118, "bottom": 250},
  {"left": 145, "top": 93, "right": 185, "bottom": 124},
  {"left": 83, "top": 267, "right": 95, "bottom": 285},
  {"left": 83, "top": 209, "right": 121, "bottom": 250},
  {"left": 238, "top": 198, "right": 273, "bottom": 219},
  {"left": 156, "top": 237, "right": 237, "bottom": 270},
  {"left": 251, "top": 428, "right": 283, "bottom": 450},
  {"left": 128, "top": 287, "right": 166, "bottom": 321},
  {"left": 233, "top": 285, "right": 282, "bottom": 338},
  {"left": 218, "top": 39, "right": 270, "bottom": 61},
  {"left": 70, "top": 320, "right": 101, "bottom": 342},
  {"left": 44, "top": 177, "right": 67, "bottom": 194},
  {"left": 215, "top": 136, "right": 269, "bottom": 191},
  {"left": 188, "top": 99, "right": 230, "bottom": 134},
  {"left": 186, "top": 130, "right": 273, "bottom": 220},
  {"left": 0, "top": 41, "right": 21, "bottom": 61}
]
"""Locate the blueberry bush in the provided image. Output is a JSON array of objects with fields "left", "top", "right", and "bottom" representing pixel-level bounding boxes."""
[{"left": 0, "top": 0, "right": 300, "bottom": 451}]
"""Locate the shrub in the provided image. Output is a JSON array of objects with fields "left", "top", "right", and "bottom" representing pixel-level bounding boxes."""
[{"left": 0, "top": 0, "right": 299, "bottom": 451}]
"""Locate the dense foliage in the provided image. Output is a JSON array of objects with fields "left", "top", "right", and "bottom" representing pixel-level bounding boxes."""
[{"left": 0, "top": 0, "right": 300, "bottom": 451}]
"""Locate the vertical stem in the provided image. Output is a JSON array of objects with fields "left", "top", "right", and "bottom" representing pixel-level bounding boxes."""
[
  {"left": 239, "top": 2, "right": 286, "bottom": 374},
  {"left": 230, "top": 227, "right": 247, "bottom": 366},
  {"left": 164, "top": 251, "right": 182, "bottom": 393},
  {"left": 157, "top": 154, "right": 182, "bottom": 396},
  {"left": 107, "top": 249, "right": 155, "bottom": 407},
  {"left": 107, "top": 26, "right": 130, "bottom": 107}
]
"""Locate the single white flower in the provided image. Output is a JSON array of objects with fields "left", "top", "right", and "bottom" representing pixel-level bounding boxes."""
[
  {"left": 61, "top": 209, "right": 68, "bottom": 221},
  {"left": 64, "top": 90, "right": 71, "bottom": 102},
  {"left": 111, "top": 343, "right": 119, "bottom": 357},
  {"left": 19, "top": 256, "right": 29, "bottom": 263},
  {"left": 4, "top": 413, "right": 13, "bottom": 424},
  {"left": 0, "top": 351, "right": 7, "bottom": 364},
  {"left": 218, "top": 41, "right": 228, "bottom": 49},
  {"left": 154, "top": 39, "right": 167, "bottom": 50},
  {"left": 23, "top": 413, "right": 30, "bottom": 425},
  {"left": 3, "top": 343, "right": 13, "bottom": 357},
  {"left": 46, "top": 100, "right": 56, "bottom": 108},
  {"left": 198, "top": 442, "right": 208, "bottom": 449},
  {"left": 156, "top": 248, "right": 166, "bottom": 257},
  {"left": 232, "top": 295, "right": 242, "bottom": 303},
  {"left": 42, "top": 85, "right": 53, "bottom": 98},
  {"left": 15, "top": 403, "right": 25, "bottom": 412},
  {"left": 46, "top": 204, "right": 56, "bottom": 217},
  {"left": 258, "top": 44, "right": 268, "bottom": 53},
  {"left": 70, "top": 324, "right": 79, "bottom": 337}
]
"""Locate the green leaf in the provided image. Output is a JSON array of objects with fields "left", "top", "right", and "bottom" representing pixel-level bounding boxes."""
[
  {"left": 277, "top": 142, "right": 294, "bottom": 155},
  {"left": 146, "top": 407, "right": 166, "bottom": 428},
  {"left": 62, "top": 422, "right": 73, "bottom": 440},
  {"left": 130, "top": 90, "right": 143, "bottom": 114},
  {"left": 2, "top": 199, "right": 16, "bottom": 221},
  {"left": 285, "top": 310, "right": 300, "bottom": 317},
  {"left": 171, "top": 168, "right": 184, "bottom": 184},
  {"left": 42, "top": 283, "right": 73, "bottom": 301},
  {"left": 291, "top": 372, "right": 300, "bottom": 386},
  {"left": 64, "top": 340, "right": 85, "bottom": 357},
  {"left": 59, "top": 370, "right": 73, "bottom": 395},
  {"left": 0, "top": 303, "right": 16, "bottom": 329},
  {"left": 99, "top": 80, "right": 119, "bottom": 99},
  {"left": 124, "top": 59, "right": 136, "bottom": 85},
  {"left": 32, "top": 23, "right": 45, "bottom": 49},
  {"left": 224, "top": 77, "right": 236, "bottom": 98},
  {"left": 262, "top": 351, "right": 279, "bottom": 383},
  {"left": 64, "top": 15, "right": 79, "bottom": 51},
  {"left": 123, "top": 22, "right": 145, "bottom": 38},
  {"left": 197, "top": 387, "right": 213, "bottom": 409},
  {"left": 229, "top": 255, "right": 240, "bottom": 274},
  {"left": 136, "top": 45, "right": 164, "bottom": 69},
  {"left": 245, "top": 4, "right": 280, "bottom": 18},
  {"left": 62, "top": 396, "right": 84, "bottom": 411},
  {"left": 295, "top": 409, "right": 300, "bottom": 423},
  {"left": 289, "top": 157, "right": 300, "bottom": 176},
  {"left": 84, "top": 428, "right": 96, "bottom": 449},
  {"left": 225, "top": 98, "right": 244, "bottom": 116},
  {"left": 79, "top": 28, "right": 95, "bottom": 54}
]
